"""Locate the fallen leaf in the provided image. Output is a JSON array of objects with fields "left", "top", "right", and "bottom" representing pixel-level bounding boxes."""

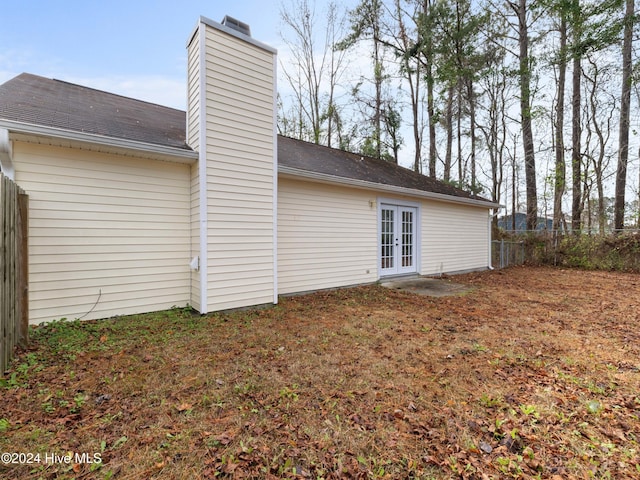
[{"left": 215, "top": 432, "right": 233, "bottom": 445}]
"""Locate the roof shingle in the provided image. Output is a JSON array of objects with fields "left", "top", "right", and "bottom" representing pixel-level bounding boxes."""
[
  {"left": 277, "top": 136, "right": 489, "bottom": 202},
  {"left": 0, "top": 73, "right": 189, "bottom": 150}
]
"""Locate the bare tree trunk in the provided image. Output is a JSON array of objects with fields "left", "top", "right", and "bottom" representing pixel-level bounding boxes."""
[
  {"left": 614, "top": 0, "right": 634, "bottom": 231},
  {"left": 444, "top": 84, "right": 454, "bottom": 182},
  {"left": 553, "top": 15, "right": 567, "bottom": 232},
  {"left": 584, "top": 57, "right": 614, "bottom": 235},
  {"left": 427, "top": 69, "right": 436, "bottom": 178},
  {"left": 457, "top": 84, "right": 463, "bottom": 185},
  {"left": 468, "top": 78, "right": 477, "bottom": 191},
  {"left": 393, "top": 0, "right": 423, "bottom": 172},
  {"left": 570, "top": 1, "right": 583, "bottom": 234},
  {"left": 374, "top": 41, "right": 383, "bottom": 159},
  {"left": 338, "top": 0, "right": 387, "bottom": 158},
  {"left": 512, "top": 143, "right": 517, "bottom": 231},
  {"left": 325, "top": 2, "right": 347, "bottom": 149},
  {"left": 571, "top": 55, "right": 582, "bottom": 233},
  {"left": 496, "top": 72, "right": 507, "bottom": 228},
  {"left": 410, "top": 69, "right": 422, "bottom": 172},
  {"left": 479, "top": 48, "right": 510, "bottom": 229},
  {"left": 512, "top": 0, "right": 537, "bottom": 231},
  {"left": 424, "top": 0, "right": 437, "bottom": 179}
]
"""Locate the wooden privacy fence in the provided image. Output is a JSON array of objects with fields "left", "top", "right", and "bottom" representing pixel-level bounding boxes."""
[{"left": 1, "top": 173, "right": 28, "bottom": 374}]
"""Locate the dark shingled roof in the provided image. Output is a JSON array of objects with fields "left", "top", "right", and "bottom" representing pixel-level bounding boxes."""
[
  {"left": 277, "top": 136, "right": 489, "bottom": 202},
  {"left": 0, "top": 73, "right": 189, "bottom": 150},
  {"left": 0, "top": 73, "right": 493, "bottom": 204}
]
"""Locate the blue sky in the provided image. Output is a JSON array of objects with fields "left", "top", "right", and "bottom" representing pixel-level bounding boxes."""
[{"left": 0, "top": 1, "right": 287, "bottom": 110}]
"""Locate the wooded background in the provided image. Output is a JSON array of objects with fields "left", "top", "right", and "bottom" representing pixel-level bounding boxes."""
[{"left": 276, "top": 0, "right": 639, "bottom": 234}]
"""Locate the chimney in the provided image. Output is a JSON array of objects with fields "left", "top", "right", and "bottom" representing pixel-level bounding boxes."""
[{"left": 186, "top": 16, "right": 278, "bottom": 314}]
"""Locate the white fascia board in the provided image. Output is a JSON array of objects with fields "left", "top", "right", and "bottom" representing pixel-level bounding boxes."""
[
  {"left": 0, "top": 128, "right": 15, "bottom": 179},
  {"left": 0, "top": 119, "right": 198, "bottom": 164},
  {"left": 278, "top": 165, "right": 500, "bottom": 209}
]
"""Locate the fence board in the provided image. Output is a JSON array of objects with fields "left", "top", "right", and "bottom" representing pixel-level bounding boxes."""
[{"left": 1, "top": 173, "right": 28, "bottom": 375}]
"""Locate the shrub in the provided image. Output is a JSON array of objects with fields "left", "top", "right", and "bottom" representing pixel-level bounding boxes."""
[
  {"left": 496, "top": 230, "right": 640, "bottom": 272},
  {"left": 553, "top": 232, "right": 640, "bottom": 272}
]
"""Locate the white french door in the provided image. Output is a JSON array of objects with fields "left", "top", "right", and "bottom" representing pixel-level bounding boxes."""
[{"left": 380, "top": 204, "right": 418, "bottom": 276}]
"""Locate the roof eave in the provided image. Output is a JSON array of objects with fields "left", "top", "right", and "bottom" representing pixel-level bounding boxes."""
[
  {"left": 0, "top": 119, "right": 198, "bottom": 164},
  {"left": 278, "top": 165, "right": 499, "bottom": 209}
]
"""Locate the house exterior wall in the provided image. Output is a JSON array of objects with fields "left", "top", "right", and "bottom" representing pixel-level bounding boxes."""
[
  {"left": 13, "top": 141, "right": 191, "bottom": 324},
  {"left": 277, "top": 178, "right": 378, "bottom": 294},
  {"left": 373, "top": 193, "right": 490, "bottom": 277},
  {"left": 421, "top": 200, "right": 490, "bottom": 275},
  {"left": 189, "top": 18, "right": 277, "bottom": 312},
  {"left": 278, "top": 179, "right": 490, "bottom": 294}
]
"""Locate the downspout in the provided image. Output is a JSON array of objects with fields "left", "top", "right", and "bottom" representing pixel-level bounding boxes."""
[{"left": 0, "top": 129, "right": 15, "bottom": 180}]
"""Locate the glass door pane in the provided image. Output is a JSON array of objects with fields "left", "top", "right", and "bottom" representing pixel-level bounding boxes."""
[
  {"left": 401, "top": 209, "right": 413, "bottom": 268},
  {"left": 380, "top": 208, "right": 394, "bottom": 270}
]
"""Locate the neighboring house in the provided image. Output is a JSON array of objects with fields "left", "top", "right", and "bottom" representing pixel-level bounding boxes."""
[
  {"left": 498, "top": 213, "right": 554, "bottom": 232},
  {"left": 0, "top": 15, "right": 498, "bottom": 324}
]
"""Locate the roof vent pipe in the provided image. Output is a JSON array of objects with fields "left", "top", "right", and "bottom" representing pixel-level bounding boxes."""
[{"left": 221, "top": 16, "right": 251, "bottom": 37}]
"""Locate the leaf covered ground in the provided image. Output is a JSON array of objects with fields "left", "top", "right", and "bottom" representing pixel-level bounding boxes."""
[{"left": 1, "top": 266, "right": 639, "bottom": 479}]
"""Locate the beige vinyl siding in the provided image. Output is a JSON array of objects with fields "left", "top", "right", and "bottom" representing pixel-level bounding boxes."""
[
  {"left": 13, "top": 142, "right": 191, "bottom": 324},
  {"left": 278, "top": 178, "right": 378, "bottom": 294},
  {"left": 422, "top": 201, "right": 489, "bottom": 274},
  {"left": 201, "top": 22, "right": 276, "bottom": 311},
  {"left": 190, "top": 162, "right": 200, "bottom": 310}
]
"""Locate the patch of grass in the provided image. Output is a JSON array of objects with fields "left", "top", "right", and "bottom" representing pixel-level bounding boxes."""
[{"left": 479, "top": 393, "right": 503, "bottom": 409}]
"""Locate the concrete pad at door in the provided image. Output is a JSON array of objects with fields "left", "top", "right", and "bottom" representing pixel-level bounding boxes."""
[{"left": 380, "top": 277, "right": 472, "bottom": 297}]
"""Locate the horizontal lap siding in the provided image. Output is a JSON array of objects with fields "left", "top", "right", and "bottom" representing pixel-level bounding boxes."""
[
  {"left": 278, "top": 179, "right": 377, "bottom": 294},
  {"left": 190, "top": 163, "right": 200, "bottom": 310},
  {"left": 203, "top": 25, "right": 275, "bottom": 311},
  {"left": 14, "top": 142, "right": 191, "bottom": 323},
  {"left": 422, "top": 201, "right": 489, "bottom": 274}
]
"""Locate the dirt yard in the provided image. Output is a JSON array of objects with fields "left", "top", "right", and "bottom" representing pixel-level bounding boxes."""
[{"left": 1, "top": 266, "right": 639, "bottom": 479}]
